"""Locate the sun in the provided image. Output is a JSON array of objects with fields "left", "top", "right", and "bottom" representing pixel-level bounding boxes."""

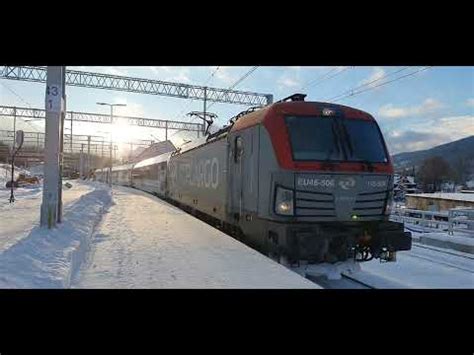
[{"left": 109, "top": 118, "right": 132, "bottom": 144}]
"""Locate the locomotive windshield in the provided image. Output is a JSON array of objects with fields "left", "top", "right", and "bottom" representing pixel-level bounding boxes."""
[{"left": 285, "top": 116, "right": 388, "bottom": 163}]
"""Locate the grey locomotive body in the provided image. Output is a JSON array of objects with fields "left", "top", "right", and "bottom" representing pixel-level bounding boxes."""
[{"left": 97, "top": 95, "right": 411, "bottom": 264}]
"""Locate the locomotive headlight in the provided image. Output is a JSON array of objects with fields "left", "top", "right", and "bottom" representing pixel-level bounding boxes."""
[
  {"left": 322, "top": 108, "right": 335, "bottom": 116},
  {"left": 275, "top": 187, "right": 294, "bottom": 216}
]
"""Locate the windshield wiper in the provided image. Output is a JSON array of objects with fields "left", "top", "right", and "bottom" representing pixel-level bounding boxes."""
[
  {"left": 328, "top": 121, "right": 342, "bottom": 160},
  {"left": 339, "top": 121, "right": 354, "bottom": 158}
]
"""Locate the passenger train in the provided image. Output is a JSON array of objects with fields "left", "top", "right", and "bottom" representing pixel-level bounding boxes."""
[{"left": 95, "top": 94, "right": 412, "bottom": 265}]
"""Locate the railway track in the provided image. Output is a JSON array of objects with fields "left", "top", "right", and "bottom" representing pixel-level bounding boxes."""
[
  {"left": 305, "top": 273, "right": 376, "bottom": 289},
  {"left": 407, "top": 250, "right": 474, "bottom": 273},
  {"left": 290, "top": 261, "right": 379, "bottom": 289},
  {"left": 412, "top": 243, "right": 474, "bottom": 261}
]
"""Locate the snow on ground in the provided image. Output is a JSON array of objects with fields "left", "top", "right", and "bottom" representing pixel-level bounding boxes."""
[
  {"left": 0, "top": 163, "right": 31, "bottom": 187},
  {"left": 27, "top": 163, "right": 44, "bottom": 177},
  {"left": 0, "top": 182, "right": 112, "bottom": 288},
  {"left": 359, "top": 244, "right": 474, "bottom": 288},
  {"left": 73, "top": 185, "right": 317, "bottom": 289},
  {"left": 0, "top": 182, "right": 94, "bottom": 253},
  {"left": 1, "top": 179, "right": 471, "bottom": 289}
]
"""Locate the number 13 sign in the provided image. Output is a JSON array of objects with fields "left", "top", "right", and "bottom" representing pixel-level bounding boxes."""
[{"left": 45, "top": 85, "right": 62, "bottom": 112}]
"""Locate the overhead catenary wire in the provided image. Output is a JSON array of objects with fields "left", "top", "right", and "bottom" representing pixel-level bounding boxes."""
[
  {"left": 325, "top": 66, "right": 411, "bottom": 102},
  {"left": 300, "top": 66, "right": 353, "bottom": 91},
  {"left": 167, "top": 66, "right": 223, "bottom": 142},
  {"left": 168, "top": 66, "right": 221, "bottom": 126},
  {"left": 0, "top": 80, "right": 33, "bottom": 108},
  {"left": 206, "top": 66, "right": 259, "bottom": 111},
  {"left": 169, "top": 66, "right": 259, "bottom": 142},
  {"left": 168, "top": 66, "right": 221, "bottom": 123},
  {"left": 326, "top": 66, "right": 433, "bottom": 102},
  {"left": 0, "top": 80, "right": 43, "bottom": 133}
]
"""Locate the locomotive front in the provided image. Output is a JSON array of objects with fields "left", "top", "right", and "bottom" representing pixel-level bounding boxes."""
[{"left": 251, "top": 97, "right": 411, "bottom": 264}]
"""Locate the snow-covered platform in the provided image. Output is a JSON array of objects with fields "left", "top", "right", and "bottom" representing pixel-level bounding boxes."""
[
  {"left": 0, "top": 182, "right": 94, "bottom": 254},
  {"left": 0, "top": 181, "right": 316, "bottom": 288},
  {"left": 73, "top": 185, "right": 317, "bottom": 289}
]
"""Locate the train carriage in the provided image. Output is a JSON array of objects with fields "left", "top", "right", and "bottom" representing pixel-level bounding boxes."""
[
  {"left": 112, "top": 163, "right": 134, "bottom": 186},
  {"left": 132, "top": 152, "right": 172, "bottom": 196}
]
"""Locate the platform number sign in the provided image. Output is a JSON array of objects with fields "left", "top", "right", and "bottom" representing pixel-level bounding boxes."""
[{"left": 45, "top": 84, "right": 61, "bottom": 112}]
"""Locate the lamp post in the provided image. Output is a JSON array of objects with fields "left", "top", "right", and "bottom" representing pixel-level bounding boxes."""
[{"left": 96, "top": 102, "right": 126, "bottom": 187}]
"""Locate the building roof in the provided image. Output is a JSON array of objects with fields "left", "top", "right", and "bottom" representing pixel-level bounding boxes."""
[{"left": 406, "top": 192, "right": 474, "bottom": 203}]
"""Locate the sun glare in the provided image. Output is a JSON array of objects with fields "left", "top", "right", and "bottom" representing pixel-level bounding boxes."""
[{"left": 109, "top": 118, "right": 132, "bottom": 144}]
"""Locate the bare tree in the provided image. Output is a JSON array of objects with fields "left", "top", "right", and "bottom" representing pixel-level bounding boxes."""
[{"left": 418, "top": 156, "right": 453, "bottom": 192}]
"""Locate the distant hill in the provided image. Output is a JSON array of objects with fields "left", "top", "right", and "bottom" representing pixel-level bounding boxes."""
[{"left": 392, "top": 136, "right": 474, "bottom": 171}]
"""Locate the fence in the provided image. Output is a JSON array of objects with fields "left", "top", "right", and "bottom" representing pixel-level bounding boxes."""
[{"left": 391, "top": 206, "right": 474, "bottom": 237}]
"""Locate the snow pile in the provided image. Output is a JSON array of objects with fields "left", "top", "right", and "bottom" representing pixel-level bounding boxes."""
[
  {"left": 28, "top": 163, "right": 44, "bottom": 177},
  {"left": 0, "top": 164, "right": 31, "bottom": 188},
  {"left": 0, "top": 184, "right": 112, "bottom": 288},
  {"left": 301, "top": 260, "right": 361, "bottom": 280}
]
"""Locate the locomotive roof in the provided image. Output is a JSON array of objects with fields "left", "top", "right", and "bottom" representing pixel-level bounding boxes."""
[
  {"left": 174, "top": 136, "right": 209, "bottom": 155},
  {"left": 167, "top": 100, "right": 376, "bottom": 158},
  {"left": 230, "top": 101, "right": 375, "bottom": 132}
]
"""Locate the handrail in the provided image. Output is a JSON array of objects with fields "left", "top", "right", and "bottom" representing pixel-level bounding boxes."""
[{"left": 392, "top": 206, "right": 474, "bottom": 237}]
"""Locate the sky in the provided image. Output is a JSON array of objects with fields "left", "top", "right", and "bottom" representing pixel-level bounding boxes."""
[{"left": 0, "top": 66, "right": 473, "bottom": 155}]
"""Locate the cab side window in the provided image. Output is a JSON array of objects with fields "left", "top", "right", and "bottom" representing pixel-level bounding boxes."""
[{"left": 234, "top": 136, "right": 244, "bottom": 163}]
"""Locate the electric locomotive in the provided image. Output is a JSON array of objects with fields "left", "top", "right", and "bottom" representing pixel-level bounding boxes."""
[
  {"left": 97, "top": 93, "right": 411, "bottom": 265},
  {"left": 166, "top": 94, "right": 411, "bottom": 264}
]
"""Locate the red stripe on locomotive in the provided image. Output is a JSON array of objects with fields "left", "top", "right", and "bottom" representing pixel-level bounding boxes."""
[{"left": 231, "top": 101, "right": 393, "bottom": 174}]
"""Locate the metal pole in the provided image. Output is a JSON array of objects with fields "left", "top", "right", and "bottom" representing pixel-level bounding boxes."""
[
  {"left": 203, "top": 87, "right": 207, "bottom": 122},
  {"left": 109, "top": 106, "right": 113, "bottom": 187},
  {"left": 165, "top": 121, "right": 168, "bottom": 141},
  {"left": 70, "top": 112, "right": 73, "bottom": 153},
  {"left": 202, "top": 87, "right": 207, "bottom": 138},
  {"left": 40, "top": 66, "right": 66, "bottom": 228},
  {"left": 9, "top": 107, "right": 16, "bottom": 203},
  {"left": 57, "top": 90, "right": 65, "bottom": 223},
  {"left": 80, "top": 144, "right": 84, "bottom": 179},
  {"left": 13, "top": 107, "right": 16, "bottom": 148},
  {"left": 87, "top": 135, "right": 91, "bottom": 177}
]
